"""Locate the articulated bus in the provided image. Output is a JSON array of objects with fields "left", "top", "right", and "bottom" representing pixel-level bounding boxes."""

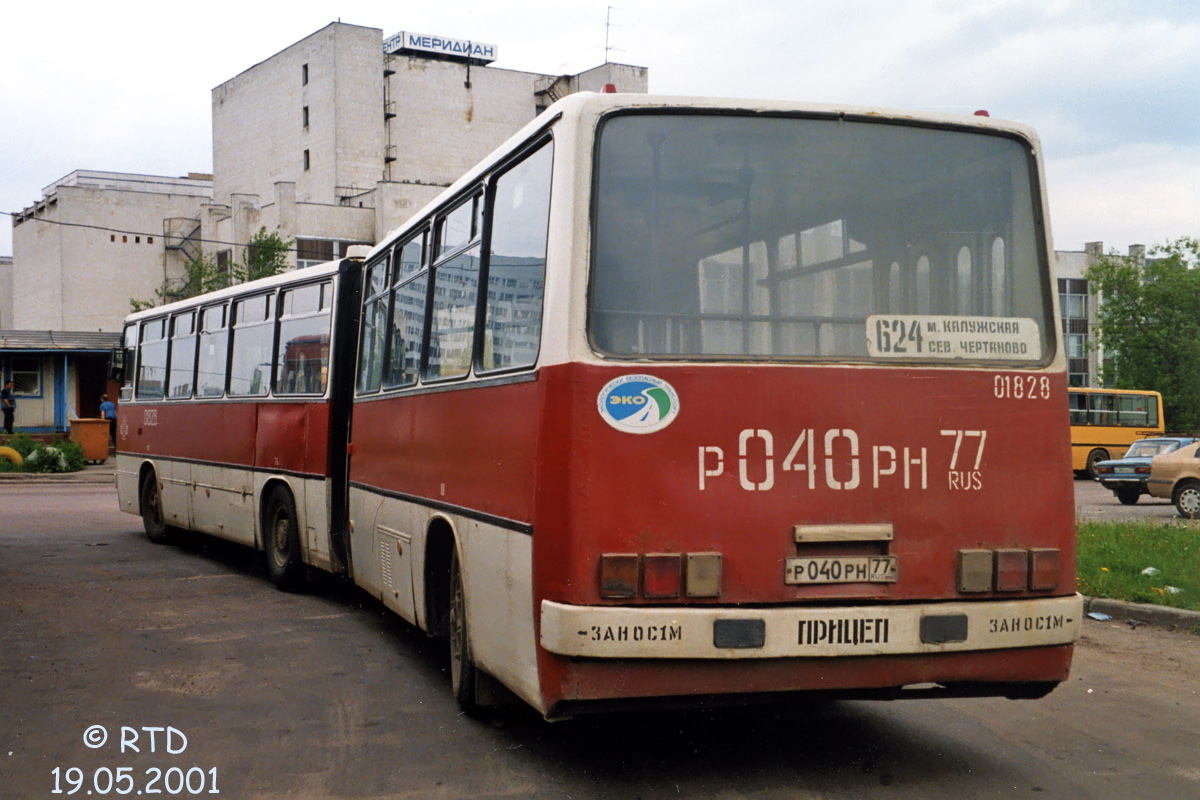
[
  {"left": 1068, "top": 387, "right": 1165, "bottom": 477},
  {"left": 117, "top": 93, "right": 1080, "bottom": 719}
]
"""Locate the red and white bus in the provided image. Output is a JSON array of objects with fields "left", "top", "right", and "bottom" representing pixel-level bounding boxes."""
[{"left": 117, "top": 93, "right": 1081, "bottom": 719}]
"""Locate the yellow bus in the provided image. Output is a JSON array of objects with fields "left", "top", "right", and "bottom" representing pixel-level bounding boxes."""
[{"left": 1068, "top": 388, "right": 1164, "bottom": 477}]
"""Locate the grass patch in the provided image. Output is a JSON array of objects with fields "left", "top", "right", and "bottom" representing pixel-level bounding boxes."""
[{"left": 1077, "top": 521, "right": 1200, "bottom": 611}]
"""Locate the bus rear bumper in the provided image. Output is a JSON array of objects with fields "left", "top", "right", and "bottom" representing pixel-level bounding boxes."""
[{"left": 540, "top": 594, "right": 1082, "bottom": 659}]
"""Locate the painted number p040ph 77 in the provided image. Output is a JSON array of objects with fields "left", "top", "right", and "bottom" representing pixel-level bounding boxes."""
[{"left": 698, "top": 428, "right": 988, "bottom": 494}]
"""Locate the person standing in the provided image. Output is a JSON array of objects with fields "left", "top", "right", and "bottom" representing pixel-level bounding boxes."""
[
  {"left": 1, "top": 380, "right": 14, "bottom": 435},
  {"left": 99, "top": 393, "right": 117, "bottom": 446}
]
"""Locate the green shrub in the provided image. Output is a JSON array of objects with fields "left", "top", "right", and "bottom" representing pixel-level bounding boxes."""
[
  {"left": 4, "top": 432, "right": 39, "bottom": 459},
  {"left": 19, "top": 437, "right": 86, "bottom": 474}
]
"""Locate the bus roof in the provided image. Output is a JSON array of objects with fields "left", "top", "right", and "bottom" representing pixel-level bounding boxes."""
[
  {"left": 368, "top": 92, "right": 1043, "bottom": 261},
  {"left": 122, "top": 258, "right": 346, "bottom": 325}
]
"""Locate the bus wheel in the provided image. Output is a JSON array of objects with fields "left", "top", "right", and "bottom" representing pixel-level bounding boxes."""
[
  {"left": 139, "top": 471, "right": 171, "bottom": 544},
  {"left": 1085, "top": 449, "right": 1109, "bottom": 479},
  {"left": 448, "top": 548, "right": 478, "bottom": 714},
  {"left": 265, "top": 486, "right": 306, "bottom": 591},
  {"left": 1115, "top": 489, "right": 1141, "bottom": 506},
  {"left": 1174, "top": 481, "right": 1200, "bottom": 519}
]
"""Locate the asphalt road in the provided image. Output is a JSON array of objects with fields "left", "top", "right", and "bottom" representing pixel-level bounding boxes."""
[
  {"left": 1074, "top": 474, "right": 1195, "bottom": 523},
  {"left": 2, "top": 483, "right": 1199, "bottom": 799}
]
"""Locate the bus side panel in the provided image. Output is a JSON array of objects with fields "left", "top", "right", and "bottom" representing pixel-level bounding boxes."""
[
  {"left": 159, "top": 459, "right": 192, "bottom": 530},
  {"left": 254, "top": 403, "right": 311, "bottom": 475},
  {"left": 459, "top": 520, "right": 541, "bottom": 712},
  {"left": 122, "top": 402, "right": 258, "bottom": 466},
  {"left": 191, "top": 462, "right": 256, "bottom": 546},
  {"left": 119, "top": 402, "right": 260, "bottom": 543},
  {"left": 348, "top": 381, "right": 542, "bottom": 525},
  {"left": 304, "top": 403, "right": 331, "bottom": 476},
  {"left": 348, "top": 381, "right": 543, "bottom": 706}
]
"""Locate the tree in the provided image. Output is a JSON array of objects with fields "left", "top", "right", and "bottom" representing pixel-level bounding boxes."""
[
  {"left": 241, "top": 227, "right": 291, "bottom": 282},
  {"left": 1084, "top": 236, "right": 1200, "bottom": 432},
  {"left": 130, "top": 227, "right": 293, "bottom": 311}
]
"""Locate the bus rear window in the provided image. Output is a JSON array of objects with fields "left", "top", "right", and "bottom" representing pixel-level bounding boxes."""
[{"left": 590, "top": 113, "right": 1051, "bottom": 364}]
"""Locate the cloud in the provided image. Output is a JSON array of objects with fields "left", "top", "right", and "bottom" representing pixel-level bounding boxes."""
[{"left": 1047, "top": 142, "right": 1200, "bottom": 251}]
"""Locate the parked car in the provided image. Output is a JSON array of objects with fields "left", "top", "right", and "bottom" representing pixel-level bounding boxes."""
[
  {"left": 1094, "top": 436, "right": 1197, "bottom": 505},
  {"left": 1146, "top": 439, "right": 1200, "bottom": 517}
]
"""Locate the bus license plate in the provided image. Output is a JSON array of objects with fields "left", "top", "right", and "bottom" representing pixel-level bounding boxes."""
[{"left": 785, "top": 556, "right": 898, "bottom": 585}]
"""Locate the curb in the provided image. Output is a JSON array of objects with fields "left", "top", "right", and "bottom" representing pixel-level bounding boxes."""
[
  {"left": 0, "top": 466, "right": 116, "bottom": 485},
  {"left": 1084, "top": 596, "right": 1200, "bottom": 633}
]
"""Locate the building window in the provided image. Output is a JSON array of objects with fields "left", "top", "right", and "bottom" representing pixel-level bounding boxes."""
[
  {"left": 295, "top": 239, "right": 369, "bottom": 269},
  {"left": 303, "top": 149, "right": 310, "bottom": 171},
  {"left": 303, "top": 106, "right": 309, "bottom": 129},
  {"left": 1066, "top": 333, "right": 1087, "bottom": 359},
  {"left": 11, "top": 358, "right": 41, "bottom": 396},
  {"left": 148, "top": 236, "right": 154, "bottom": 244},
  {"left": 1059, "top": 278, "right": 1088, "bottom": 321},
  {"left": 302, "top": 63, "right": 308, "bottom": 85}
]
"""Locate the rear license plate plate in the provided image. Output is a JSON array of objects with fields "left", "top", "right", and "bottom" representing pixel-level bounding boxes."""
[
  {"left": 785, "top": 556, "right": 898, "bottom": 585},
  {"left": 1115, "top": 467, "right": 1134, "bottom": 473}
]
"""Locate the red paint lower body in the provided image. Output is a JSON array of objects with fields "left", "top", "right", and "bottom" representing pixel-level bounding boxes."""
[{"left": 542, "top": 645, "right": 1074, "bottom": 715}]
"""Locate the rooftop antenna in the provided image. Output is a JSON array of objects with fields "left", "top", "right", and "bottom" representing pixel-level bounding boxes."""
[{"left": 605, "top": 6, "right": 623, "bottom": 64}]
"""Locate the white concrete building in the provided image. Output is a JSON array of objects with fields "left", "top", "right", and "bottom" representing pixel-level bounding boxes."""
[
  {"left": 7, "top": 22, "right": 648, "bottom": 341},
  {"left": 0, "top": 256, "right": 12, "bottom": 329},
  {"left": 207, "top": 22, "right": 649, "bottom": 270},
  {"left": 1054, "top": 241, "right": 1147, "bottom": 387},
  {"left": 10, "top": 171, "right": 213, "bottom": 332}
]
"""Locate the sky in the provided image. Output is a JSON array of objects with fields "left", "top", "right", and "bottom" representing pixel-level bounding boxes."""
[{"left": 3, "top": 0, "right": 1198, "bottom": 258}]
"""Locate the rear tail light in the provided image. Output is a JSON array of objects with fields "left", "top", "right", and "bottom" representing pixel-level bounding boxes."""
[
  {"left": 1029, "top": 548, "right": 1061, "bottom": 590},
  {"left": 1135, "top": 465, "right": 1151, "bottom": 475},
  {"left": 643, "top": 553, "right": 682, "bottom": 598},
  {"left": 599, "top": 554, "right": 639, "bottom": 599},
  {"left": 599, "top": 552, "right": 722, "bottom": 599},
  {"left": 958, "top": 547, "right": 1061, "bottom": 593},
  {"left": 685, "top": 553, "right": 722, "bottom": 598},
  {"left": 1096, "top": 465, "right": 1112, "bottom": 474},
  {"left": 958, "top": 549, "right": 994, "bottom": 593},
  {"left": 994, "top": 549, "right": 1029, "bottom": 592}
]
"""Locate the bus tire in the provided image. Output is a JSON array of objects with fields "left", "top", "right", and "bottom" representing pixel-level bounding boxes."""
[
  {"left": 448, "top": 548, "right": 479, "bottom": 715},
  {"left": 1114, "top": 488, "right": 1141, "bottom": 506},
  {"left": 139, "top": 471, "right": 172, "bottom": 544},
  {"left": 1085, "top": 449, "right": 1108, "bottom": 479},
  {"left": 264, "top": 486, "right": 306, "bottom": 591},
  {"left": 1174, "top": 480, "right": 1200, "bottom": 519}
]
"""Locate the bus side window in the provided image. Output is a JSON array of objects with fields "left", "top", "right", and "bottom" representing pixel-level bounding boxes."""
[
  {"left": 1119, "top": 394, "right": 1148, "bottom": 427},
  {"left": 196, "top": 304, "right": 229, "bottom": 398},
  {"left": 276, "top": 281, "right": 332, "bottom": 395},
  {"left": 1068, "top": 391, "right": 1087, "bottom": 425},
  {"left": 168, "top": 311, "right": 197, "bottom": 399},
  {"left": 1089, "top": 392, "right": 1116, "bottom": 426},
  {"left": 136, "top": 318, "right": 168, "bottom": 401},
  {"left": 479, "top": 139, "right": 552, "bottom": 373},
  {"left": 119, "top": 325, "right": 137, "bottom": 402},
  {"left": 426, "top": 194, "right": 483, "bottom": 381},
  {"left": 229, "top": 295, "right": 274, "bottom": 397},
  {"left": 384, "top": 232, "right": 428, "bottom": 389},
  {"left": 356, "top": 258, "right": 390, "bottom": 394}
]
